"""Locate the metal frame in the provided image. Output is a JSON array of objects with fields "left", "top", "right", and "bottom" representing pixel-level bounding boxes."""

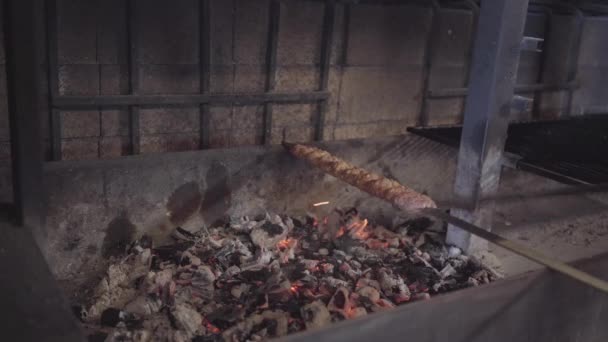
[
  {"left": 41, "top": 0, "right": 595, "bottom": 161},
  {"left": 446, "top": 0, "right": 531, "bottom": 253}
]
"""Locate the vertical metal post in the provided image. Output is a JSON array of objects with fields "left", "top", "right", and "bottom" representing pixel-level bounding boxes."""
[
  {"left": 446, "top": 0, "right": 530, "bottom": 254},
  {"left": 199, "top": 0, "right": 211, "bottom": 149},
  {"left": 4, "top": 0, "right": 45, "bottom": 228},
  {"left": 565, "top": 9, "right": 584, "bottom": 116},
  {"left": 126, "top": 0, "right": 140, "bottom": 154},
  {"left": 263, "top": 0, "right": 280, "bottom": 145},
  {"left": 418, "top": 0, "right": 440, "bottom": 127},
  {"left": 45, "top": 0, "right": 61, "bottom": 161},
  {"left": 315, "top": 0, "right": 336, "bottom": 141},
  {"left": 532, "top": 8, "right": 552, "bottom": 119}
]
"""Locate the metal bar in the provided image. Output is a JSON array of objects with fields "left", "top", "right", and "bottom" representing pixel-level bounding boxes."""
[
  {"left": 532, "top": 8, "right": 552, "bottom": 119},
  {"left": 126, "top": 0, "right": 140, "bottom": 155},
  {"left": 52, "top": 92, "right": 329, "bottom": 108},
  {"left": 315, "top": 0, "right": 336, "bottom": 141},
  {"left": 199, "top": 0, "right": 211, "bottom": 149},
  {"left": 428, "top": 82, "right": 577, "bottom": 99},
  {"left": 565, "top": 9, "right": 584, "bottom": 116},
  {"left": 417, "top": 0, "right": 440, "bottom": 126},
  {"left": 45, "top": 0, "right": 61, "bottom": 161},
  {"left": 427, "top": 208, "right": 608, "bottom": 294},
  {"left": 459, "top": 0, "right": 479, "bottom": 123},
  {"left": 263, "top": 0, "right": 281, "bottom": 145},
  {"left": 447, "top": 0, "right": 531, "bottom": 254},
  {"left": 4, "top": 0, "right": 45, "bottom": 229}
]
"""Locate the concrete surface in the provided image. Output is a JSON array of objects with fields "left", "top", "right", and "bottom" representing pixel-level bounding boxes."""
[{"left": 0, "top": 218, "right": 84, "bottom": 342}]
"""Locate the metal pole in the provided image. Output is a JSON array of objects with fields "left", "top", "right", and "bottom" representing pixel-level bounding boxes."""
[
  {"left": 263, "top": 0, "right": 281, "bottom": 145},
  {"left": 447, "top": 0, "right": 531, "bottom": 254},
  {"left": 4, "top": 0, "right": 45, "bottom": 229}
]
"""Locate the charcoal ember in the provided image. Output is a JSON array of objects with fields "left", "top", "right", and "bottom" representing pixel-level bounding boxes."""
[
  {"left": 339, "top": 262, "right": 361, "bottom": 280},
  {"left": 319, "top": 262, "right": 334, "bottom": 274},
  {"left": 327, "top": 287, "right": 351, "bottom": 318},
  {"left": 299, "top": 259, "right": 319, "bottom": 272},
  {"left": 171, "top": 303, "right": 203, "bottom": 339},
  {"left": 378, "top": 268, "right": 411, "bottom": 303},
  {"left": 301, "top": 301, "right": 331, "bottom": 330},
  {"left": 81, "top": 207, "right": 493, "bottom": 340},
  {"left": 322, "top": 276, "right": 350, "bottom": 289},
  {"left": 86, "top": 252, "right": 151, "bottom": 321},
  {"left": 231, "top": 283, "right": 250, "bottom": 299},
  {"left": 356, "top": 286, "right": 380, "bottom": 303},
  {"left": 104, "top": 326, "right": 150, "bottom": 342},
  {"left": 356, "top": 277, "right": 381, "bottom": 291},
  {"left": 180, "top": 251, "right": 202, "bottom": 267},
  {"left": 207, "top": 306, "right": 246, "bottom": 330},
  {"left": 100, "top": 308, "right": 122, "bottom": 327},
  {"left": 124, "top": 295, "right": 162, "bottom": 316},
  {"left": 154, "top": 269, "right": 175, "bottom": 289},
  {"left": 191, "top": 266, "right": 216, "bottom": 299},
  {"left": 439, "top": 264, "right": 457, "bottom": 279},
  {"left": 216, "top": 239, "right": 253, "bottom": 266},
  {"left": 251, "top": 223, "right": 287, "bottom": 249},
  {"left": 222, "top": 311, "right": 288, "bottom": 341}
]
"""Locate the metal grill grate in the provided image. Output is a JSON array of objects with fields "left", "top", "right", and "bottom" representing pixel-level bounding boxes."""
[{"left": 408, "top": 114, "right": 608, "bottom": 185}]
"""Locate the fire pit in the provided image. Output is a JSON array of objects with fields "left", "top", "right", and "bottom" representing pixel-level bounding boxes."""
[{"left": 80, "top": 208, "right": 498, "bottom": 341}]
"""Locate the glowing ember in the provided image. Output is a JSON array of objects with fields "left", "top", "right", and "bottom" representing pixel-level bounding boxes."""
[
  {"left": 277, "top": 238, "right": 297, "bottom": 250},
  {"left": 202, "top": 319, "right": 221, "bottom": 334},
  {"left": 83, "top": 208, "right": 497, "bottom": 341},
  {"left": 313, "top": 201, "right": 330, "bottom": 207}
]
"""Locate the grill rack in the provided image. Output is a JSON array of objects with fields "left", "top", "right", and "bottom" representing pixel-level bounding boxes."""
[{"left": 408, "top": 114, "right": 608, "bottom": 185}]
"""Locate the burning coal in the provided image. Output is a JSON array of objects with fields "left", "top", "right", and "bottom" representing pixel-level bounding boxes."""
[{"left": 80, "top": 208, "right": 499, "bottom": 341}]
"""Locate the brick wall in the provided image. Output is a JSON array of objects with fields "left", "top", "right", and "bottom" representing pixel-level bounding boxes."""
[{"left": 0, "top": 0, "right": 605, "bottom": 168}]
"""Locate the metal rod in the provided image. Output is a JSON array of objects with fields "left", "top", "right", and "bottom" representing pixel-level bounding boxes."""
[
  {"left": 52, "top": 92, "right": 329, "bottom": 109},
  {"left": 418, "top": 0, "right": 440, "bottom": 126},
  {"left": 126, "top": 0, "right": 140, "bottom": 155},
  {"left": 263, "top": 0, "right": 281, "bottom": 145},
  {"left": 315, "top": 0, "right": 336, "bottom": 141},
  {"left": 199, "top": 0, "right": 211, "bottom": 149},
  {"left": 45, "top": 0, "right": 61, "bottom": 161},
  {"left": 428, "top": 82, "right": 577, "bottom": 99},
  {"left": 425, "top": 208, "right": 608, "bottom": 294}
]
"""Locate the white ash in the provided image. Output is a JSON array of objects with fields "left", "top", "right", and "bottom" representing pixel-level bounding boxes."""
[{"left": 80, "top": 208, "right": 498, "bottom": 341}]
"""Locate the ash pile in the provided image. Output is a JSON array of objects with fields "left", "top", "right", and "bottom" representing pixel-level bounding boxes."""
[{"left": 80, "top": 208, "right": 500, "bottom": 341}]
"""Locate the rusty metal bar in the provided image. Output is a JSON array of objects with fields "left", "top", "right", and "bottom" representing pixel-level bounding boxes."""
[
  {"left": 263, "top": 0, "right": 281, "bottom": 145},
  {"left": 126, "top": 0, "right": 140, "bottom": 155},
  {"left": 315, "top": 0, "right": 336, "bottom": 141},
  {"left": 52, "top": 91, "right": 329, "bottom": 108},
  {"left": 199, "top": 0, "right": 211, "bottom": 149},
  {"left": 418, "top": 0, "right": 440, "bottom": 126},
  {"left": 428, "top": 82, "right": 577, "bottom": 99}
]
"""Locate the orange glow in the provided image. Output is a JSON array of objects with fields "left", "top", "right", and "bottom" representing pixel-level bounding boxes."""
[
  {"left": 290, "top": 285, "right": 299, "bottom": 294},
  {"left": 313, "top": 201, "right": 330, "bottom": 207},
  {"left": 277, "top": 238, "right": 297, "bottom": 250},
  {"left": 335, "top": 226, "right": 346, "bottom": 238},
  {"left": 202, "top": 319, "right": 221, "bottom": 334}
]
